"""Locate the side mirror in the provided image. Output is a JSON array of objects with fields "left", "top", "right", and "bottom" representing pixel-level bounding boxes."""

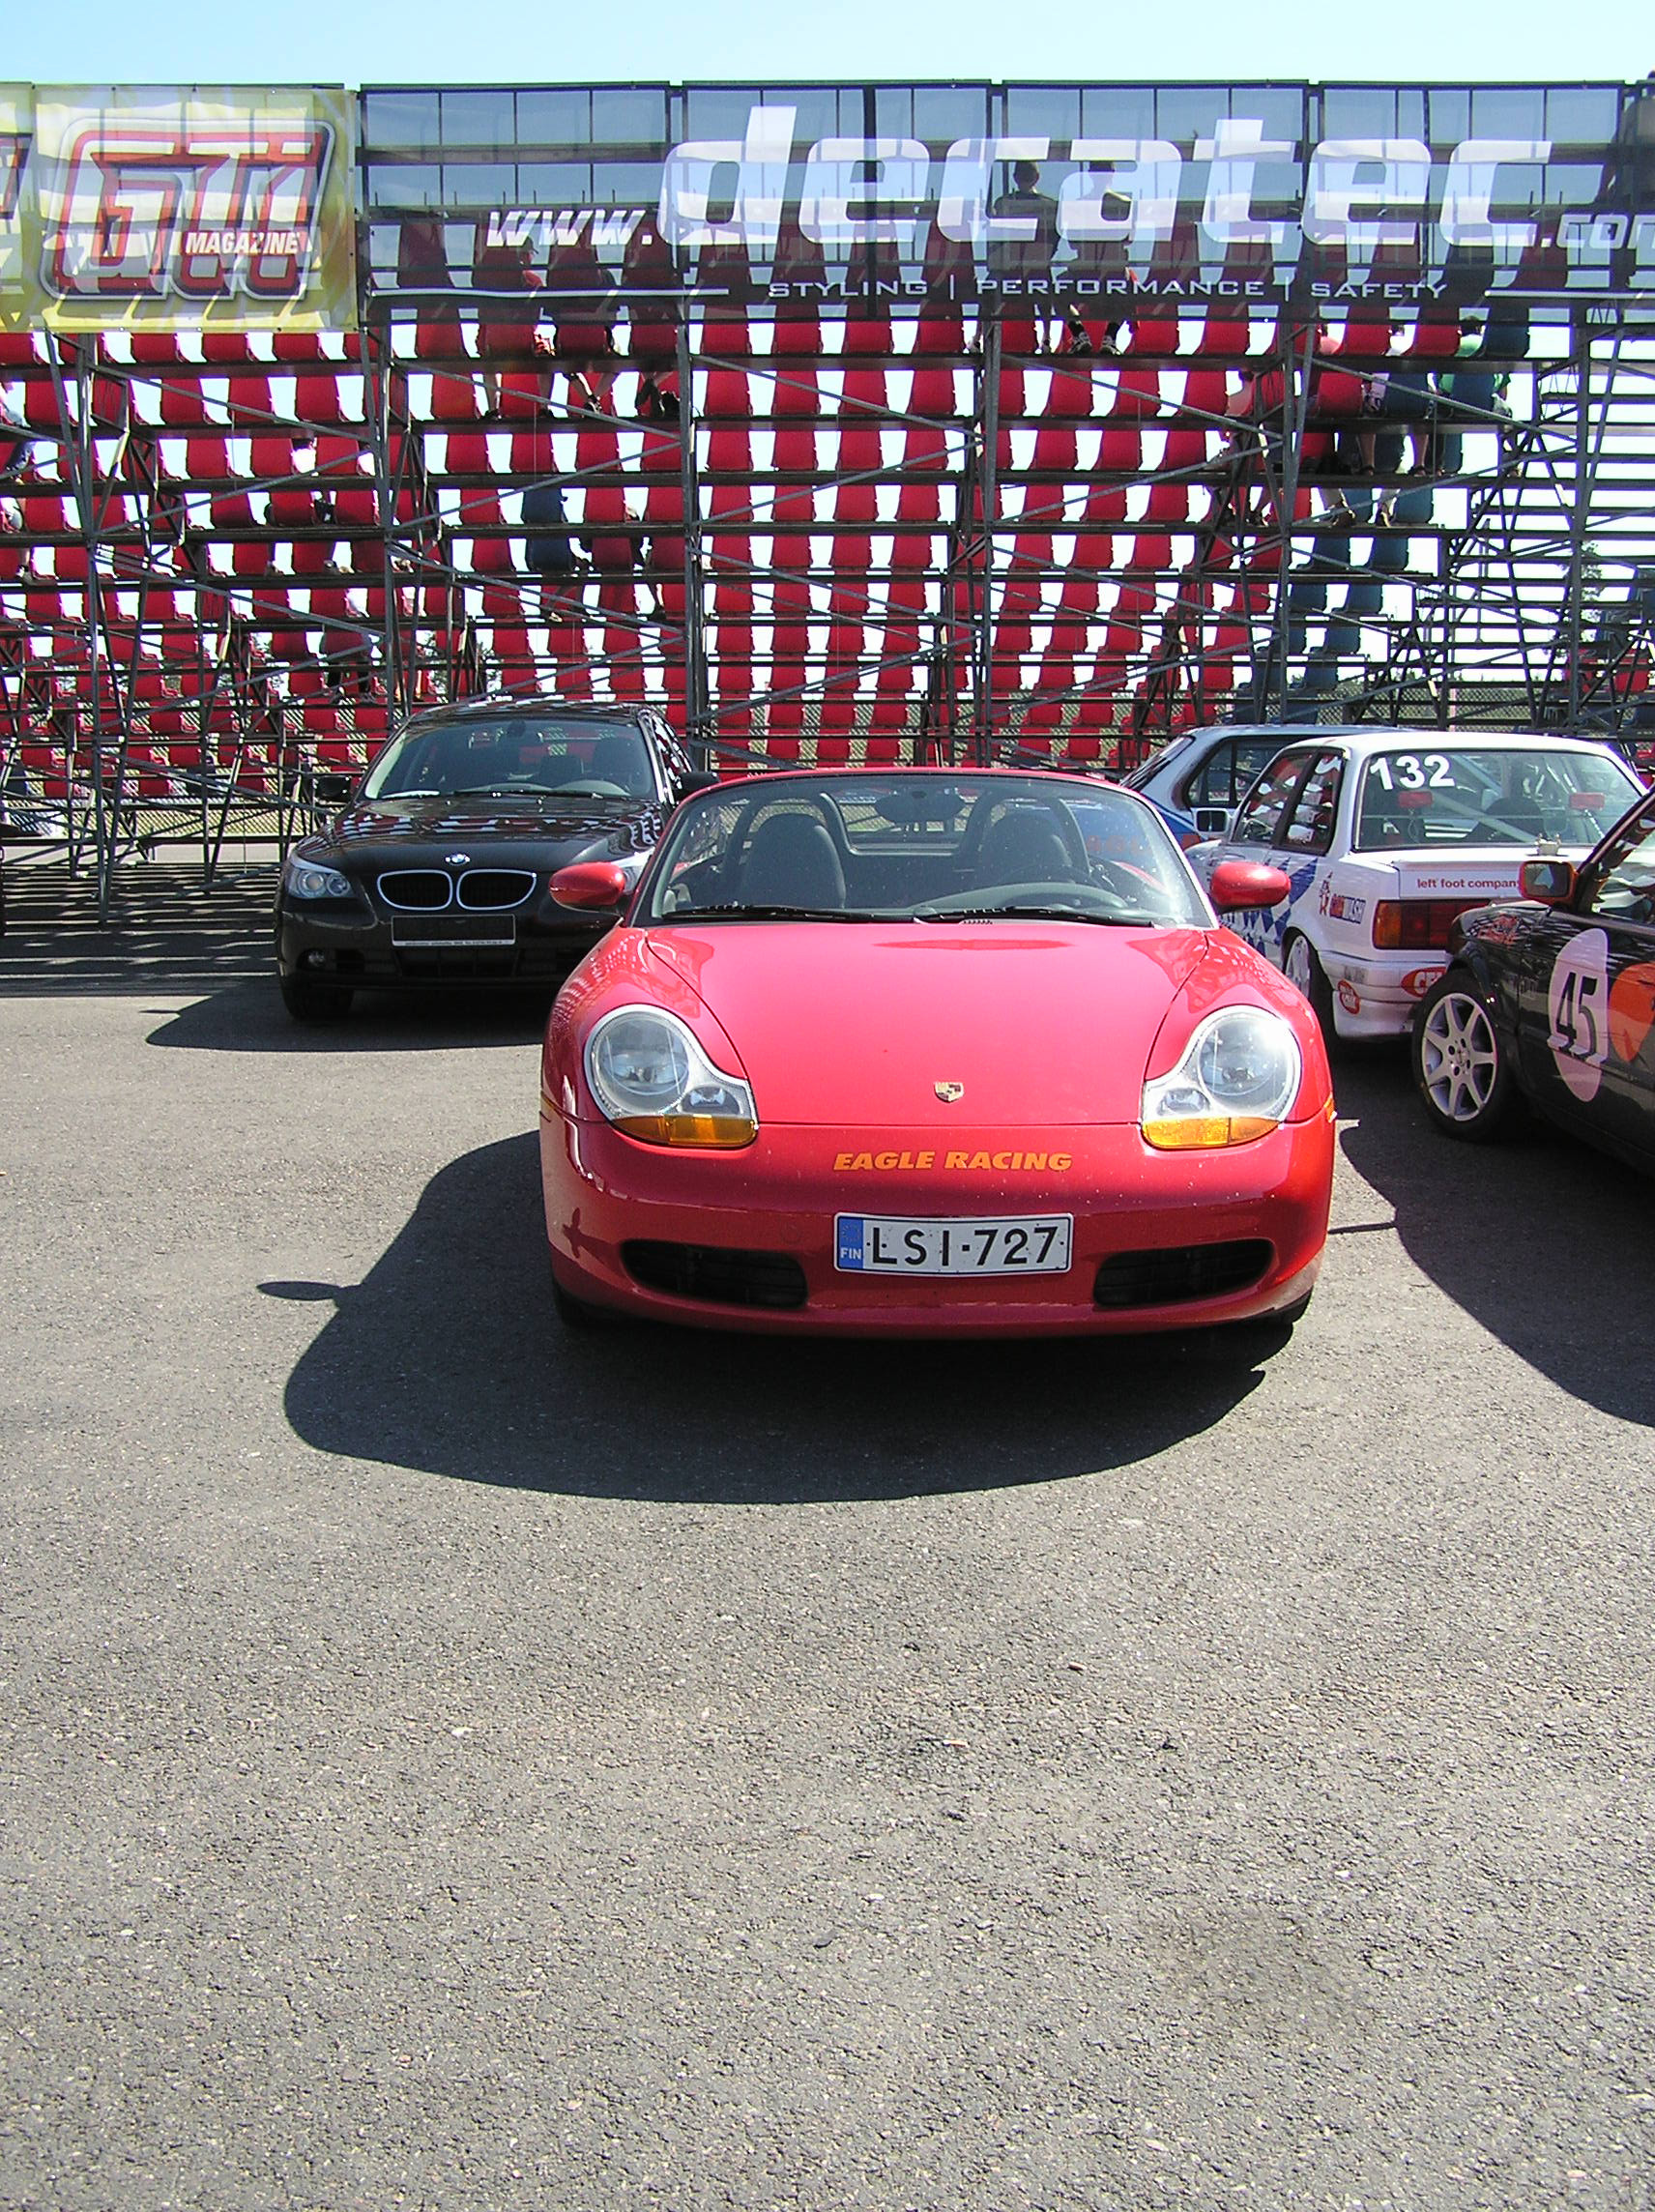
[
  {"left": 549, "top": 860, "right": 631, "bottom": 913},
  {"left": 314, "top": 771, "right": 355, "bottom": 803},
  {"left": 1192, "top": 804, "right": 1234, "bottom": 837},
  {"left": 1209, "top": 859, "right": 1292, "bottom": 913},
  {"left": 675, "top": 770, "right": 722, "bottom": 800},
  {"left": 1519, "top": 858, "right": 1577, "bottom": 906}
]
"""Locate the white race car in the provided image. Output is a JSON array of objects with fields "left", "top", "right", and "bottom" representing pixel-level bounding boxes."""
[{"left": 1190, "top": 730, "right": 1643, "bottom": 1039}]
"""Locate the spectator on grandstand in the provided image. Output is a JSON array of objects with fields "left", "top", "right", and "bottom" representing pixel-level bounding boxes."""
[
  {"left": 398, "top": 216, "right": 460, "bottom": 328},
  {"left": 522, "top": 476, "right": 577, "bottom": 578},
  {"left": 474, "top": 237, "right": 550, "bottom": 418},
  {"left": 548, "top": 231, "right": 617, "bottom": 412},
  {"left": 0, "top": 411, "right": 29, "bottom": 485},
  {"left": 989, "top": 160, "right": 1060, "bottom": 347},
  {"left": 635, "top": 371, "right": 680, "bottom": 424},
  {"left": 1054, "top": 173, "right": 1130, "bottom": 354},
  {"left": 621, "top": 215, "right": 682, "bottom": 373},
  {"left": 1350, "top": 373, "right": 1436, "bottom": 519},
  {"left": 1224, "top": 329, "right": 1440, "bottom": 525}
]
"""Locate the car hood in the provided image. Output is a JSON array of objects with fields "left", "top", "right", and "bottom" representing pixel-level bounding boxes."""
[
  {"left": 642, "top": 920, "right": 1211, "bottom": 1125},
  {"left": 319, "top": 795, "right": 661, "bottom": 869}
]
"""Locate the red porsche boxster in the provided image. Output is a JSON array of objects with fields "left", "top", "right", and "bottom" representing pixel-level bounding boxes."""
[{"left": 538, "top": 769, "right": 1335, "bottom": 1338}]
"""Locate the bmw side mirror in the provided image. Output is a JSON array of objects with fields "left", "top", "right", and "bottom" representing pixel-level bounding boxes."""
[
  {"left": 314, "top": 771, "right": 355, "bottom": 803},
  {"left": 1208, "top": 859, "right": 1292, "bottom": 913},
  {"left": 550, "top": 860, "right": 631, "bottom": 912},
  {"left": 675, "top": 770, "right": 722, "bottom": 800},
  {"left": 1519, "top": 859, "right": 1577, "bottom": 906},
  {"left": 1192, "top": 805, "right": 1233, "bottom": 837}
]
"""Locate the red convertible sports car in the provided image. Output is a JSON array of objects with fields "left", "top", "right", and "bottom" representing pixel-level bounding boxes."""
[{"left": 538, "top": 769, "right": 1336, "bottom": 1338}]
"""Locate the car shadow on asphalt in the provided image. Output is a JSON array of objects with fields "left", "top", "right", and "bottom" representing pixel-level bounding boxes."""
[
  {"left": 266, "top": 1132, "right": 1271, "bottom": 1504},
  {"left": 1336, "top": 1053, "right": 1655, "bottom": 1427},
  {"left": 147, "top": 977, "right": 557, "bottom": 1053}
]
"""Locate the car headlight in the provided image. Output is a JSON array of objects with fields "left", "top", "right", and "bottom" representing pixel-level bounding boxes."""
[
  {"left": 584, "top": 1005, "right": 757, "bottom": 1149},
  {"left": 1141, "top": 1006, "right": 1302, "bottom": 1150},
  {"left": 283, "top": 854, "right": 354, "bottom": 900}
]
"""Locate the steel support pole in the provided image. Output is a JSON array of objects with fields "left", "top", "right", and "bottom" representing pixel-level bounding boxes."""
[
  {"left": 973, "top": 316, "right": 1002, "bottom": 767},
  {"left": 365, "top": 325, "right": 406, "bottom": 726},
  {"left": 676, "top": 318, "right": 710, "bottom": 767},
  {"left": 51, "top": 343, "right": 120, "bottom": 917},
  {"left": 1264, "top": 316, "right": 1313, "bottom": 724},
  {"left": 1565, "top": 315, "right": 1590, "bottom": 731}
]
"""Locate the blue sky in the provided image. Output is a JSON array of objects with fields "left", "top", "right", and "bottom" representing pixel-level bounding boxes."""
[{"left": 6, "top": 0, "right": 1652, "bottom": 89}]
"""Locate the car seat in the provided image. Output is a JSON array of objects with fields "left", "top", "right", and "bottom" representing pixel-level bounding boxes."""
[
  {"left": 586, "top": 730, "right": 649, "bottom": 794},
  {"left": 737, "top": 811, "right": 847, "bottom": 909},
  {"left": 974, "top": 807, "right": 1078, "bottom": 888}
]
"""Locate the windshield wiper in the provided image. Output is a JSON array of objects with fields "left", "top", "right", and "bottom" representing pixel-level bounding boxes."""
[
  {"left": 663, "top": 903, "right": 889, "bottom": 922},
  {"left": 918, "top": 903, "right": 1146, "bottom": 925},
  {"left": 449, "top": 783, "right": 575, "bottom": 798}
]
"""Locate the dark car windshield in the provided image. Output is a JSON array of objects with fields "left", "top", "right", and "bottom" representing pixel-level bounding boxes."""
[
  {"left": 363, "top": 715, "right": 655, "bottom": 801},
  {"left": 1353, "top": 745, "right": 1639, "bottom": 851},
  {"left": 637, "top": 773, "right": 1207, "bottom": 928}
]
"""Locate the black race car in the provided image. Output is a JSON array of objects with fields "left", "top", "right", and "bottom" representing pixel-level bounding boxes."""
[
  {"left": 275, "top": 697, "right": 708, "bottom": 1020},
  {"left": 1411, "top": 784, "right": 1655, "bottom": 1170}
]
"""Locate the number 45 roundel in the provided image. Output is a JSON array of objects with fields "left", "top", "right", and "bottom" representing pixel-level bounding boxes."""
[{"left": 1548, "top": 929, "right": 1611, "bottom": 1102}]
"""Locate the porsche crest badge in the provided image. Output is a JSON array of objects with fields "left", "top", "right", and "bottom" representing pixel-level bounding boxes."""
[{"left": 934, "top": 1081, "right": 965, "bottom": 1103}]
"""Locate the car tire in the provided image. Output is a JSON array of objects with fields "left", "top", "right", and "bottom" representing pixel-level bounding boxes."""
[
  {"left": 1283, "top": 929, "right": 1338, "bottom": 1040},
  {"left": 551, "top": 1266, "right": 622, "bottom": 1331},
  {"left": 1411, "top": 971, "right": 1515, "bottom": 1142},
  {"left": 279, "top": 973, "right": 354, "bottom": 1023}
]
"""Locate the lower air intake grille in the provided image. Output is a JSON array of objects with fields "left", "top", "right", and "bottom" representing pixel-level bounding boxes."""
[
  {"left": 1093, "top": 1239, "right": 1272, "bottom": 1310},
  {"left": 622, "top": 1241, "right": 809, "bottom": 1310}
]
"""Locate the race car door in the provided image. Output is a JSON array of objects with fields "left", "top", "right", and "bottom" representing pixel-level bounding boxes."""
[
  {"left": 1515, "top": 800, "right": 1655, "bottom": 1166},
  {"left": 1181, "top": 733, "right": 1294, "bottom": 830},
  {"left": 1202, "top": 746, "right": 1343, "bottom": 965}
]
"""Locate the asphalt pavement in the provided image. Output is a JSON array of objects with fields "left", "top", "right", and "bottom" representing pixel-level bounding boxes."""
[{"left": 3, "top": 867, "right": 1654, "bottom": 2211}]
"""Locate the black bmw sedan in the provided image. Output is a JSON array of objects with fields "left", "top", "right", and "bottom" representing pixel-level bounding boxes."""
[{"left": 274, "top": 697, "right": 705, "bottom": 1020}]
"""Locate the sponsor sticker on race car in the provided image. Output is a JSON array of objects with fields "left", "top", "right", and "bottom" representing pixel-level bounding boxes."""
[
  {"left": 1609, "top": 962, "right": 1655, "bottom": 1064},
  {"left": 1547, "top": 929, "right": 1611, "bottom": 1101}
]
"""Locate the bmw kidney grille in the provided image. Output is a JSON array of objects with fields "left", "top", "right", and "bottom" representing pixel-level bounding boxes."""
[{"left": 377, "top": 867, "right": 537, "bottom": 912}]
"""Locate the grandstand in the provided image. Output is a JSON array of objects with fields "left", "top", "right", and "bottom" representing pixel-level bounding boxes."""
[{"left": 1, "top": 78, "right": 1652, "bottom": 915}]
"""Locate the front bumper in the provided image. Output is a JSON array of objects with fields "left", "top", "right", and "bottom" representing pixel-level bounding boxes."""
[
  {"left": 540, "top": 1111, "right": 1334, "bottom": 1336},
  {"left": 276, "top": 895, "right": 609, "bottom": 988}
]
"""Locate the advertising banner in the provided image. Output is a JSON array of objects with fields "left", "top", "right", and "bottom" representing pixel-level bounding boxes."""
[
  {"left": 24, "top": 83, "right": 357, "bottom": 332},
  {"left": 357, "top": 82, "right": 1655, "bottom": 322},
  {"left": 0, "top": 84, "right": 31, "bottom": 330}
]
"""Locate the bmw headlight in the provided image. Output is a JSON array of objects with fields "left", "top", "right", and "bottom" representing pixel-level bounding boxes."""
[
  {"left": 283, "top": 853, "right": 354, "bottom": 900},
  {"left": 584, "top": 1005, "right": 757, "bottom": 1149},
  {"left": 1142, "top": 1006, "right": 1302, "bottom": 1150}
]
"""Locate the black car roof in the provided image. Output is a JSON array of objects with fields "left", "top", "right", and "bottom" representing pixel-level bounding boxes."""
[{"left": 396, "top": 696, "right": 652, "bottom": 730}]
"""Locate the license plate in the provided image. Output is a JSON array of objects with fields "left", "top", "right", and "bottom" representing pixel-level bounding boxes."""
[
  {"left": 834, "top": 1213, "right": 1073, "bottom": 1277},
  {"left": 392, "top": 916, "right": 517, "bottom": 947}
]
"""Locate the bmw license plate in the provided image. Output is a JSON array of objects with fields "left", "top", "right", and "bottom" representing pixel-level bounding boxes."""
[{"left": 834, "top": 1213, "right": 1073, "bottom": 1277}]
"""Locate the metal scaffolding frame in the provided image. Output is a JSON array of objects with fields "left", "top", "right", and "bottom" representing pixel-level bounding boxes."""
[{"left": 3, "top": 106, "right": 1654, "bottom": 910}]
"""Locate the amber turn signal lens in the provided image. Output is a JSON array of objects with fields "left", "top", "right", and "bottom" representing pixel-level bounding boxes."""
[
  {"left": 612, "top": 1113, "right": 757, "bottom": 1149},
  {"left": 1142, "top": 1114, "right": 1280, "bottom": 1150}
]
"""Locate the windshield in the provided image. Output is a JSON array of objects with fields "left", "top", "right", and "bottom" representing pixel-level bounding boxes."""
[
  {"left": 363, "top": 715, "right": 655, "bottom": 800},
  {"left": 1353, "top": 745, "right": 1638, "bottom": 852},
  {"left": 637, "top": 773, "right": 1208, "bottom": 927},
  {"left": 1582, "top": 798, "right": 1655, "bottom": 924}
]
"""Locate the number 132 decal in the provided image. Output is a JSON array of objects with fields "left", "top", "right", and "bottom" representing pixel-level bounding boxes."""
[{"left": 1547, "top": 929, "right": 1611, "bottom": 1102}]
